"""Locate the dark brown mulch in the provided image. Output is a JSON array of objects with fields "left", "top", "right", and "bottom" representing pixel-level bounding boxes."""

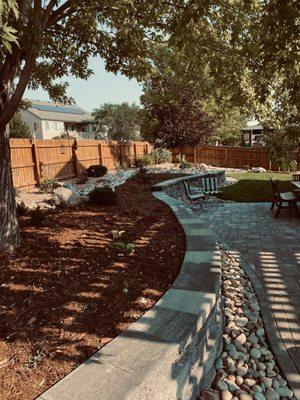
[{"left": 0, "top": 173, "right": 186, "bottom": 400}]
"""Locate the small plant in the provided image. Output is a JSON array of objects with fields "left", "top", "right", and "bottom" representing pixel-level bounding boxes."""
[
  {"left": 111, "top": 229, "right": 125, "bottom": 239},
  {"left": 180, "top": 160, "right": 193, "bottom": 169},
  {"left": 115, "top": 241, "right": 135, "bottom": 253},
  {"left": 150, "top": 148, "right": 172, "bottom": 164},
  {"left": 120, "top": 161, "right": 130, "bottom": 170},
  {"left": 30, "top": 206, "right": 46, "bottom": 227},
  {"left": 39, "top": 179, "right": 60, "bottom": 193},
  {"left": 89, "top": 186, "right": 117, "bottom": 205},
  {"left": 17, "top": 201, "right": 30, "bottom": 216},
  {"left": 87, "top": 165, "right": 108, "bottom": 177},
  {"left": 173, "top": 155, "right": 181, "bottom": 164},
  {"left": 24, "top": 350, "right": 45, "bottom": 369},
  {"left": 138, "top": 167, "right": 151, "bottom": 183},
  {"left": 76, "top": 174, "right": 89, "bottom": 184},
  {"left": 55, "top": 200, "right": 70, "bottom": 211}
]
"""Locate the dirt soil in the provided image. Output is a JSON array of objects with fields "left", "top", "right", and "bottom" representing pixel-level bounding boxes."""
[{"left": 0, "top": 173, "right": 186, "bottom": 400}]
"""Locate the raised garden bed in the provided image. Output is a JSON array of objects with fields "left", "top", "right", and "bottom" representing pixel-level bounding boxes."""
[{"left": 0, "top": 173, "right": 185, "bottom": 400}]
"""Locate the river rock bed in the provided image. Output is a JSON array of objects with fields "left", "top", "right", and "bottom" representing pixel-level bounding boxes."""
[
  {"left": 200, "top": 249, "right": 295, "bottom": 400},
  {"left": 16, "top": 168, "right": 138, "bottom": 210}
]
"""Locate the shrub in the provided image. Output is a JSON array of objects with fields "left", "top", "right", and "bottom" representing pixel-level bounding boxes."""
[
  {"left": 89, "top": 186, "right": 117, "bottom": 205},
  {"left": 39, "top": 179, "right": 60, "bottom": 193},
  {"left": 30, "top": 206, "right": 46, "bottom": 227},
  {"left": 150, "top": 148, "right": 172, "bottom": 164},
  {"left": 135, "top": 155, "right": 154, "bottom": 167},
  {"left": 17, "top": 201, "right": 30, "bottom": 216},
  {"left": 87, "top": 165, "right": 108, "bottom": 177},
  {"left": 180, "top": 160, "right": 193, "bottom": 169},
  {"left": 290, "top": 160, "right": 298, "bottom": 172},
  {"left": 76, "top": 174, "right": 89, "bottom": 184}
]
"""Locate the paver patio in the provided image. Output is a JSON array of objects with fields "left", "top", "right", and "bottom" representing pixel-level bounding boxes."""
[{"left": 193, "top": 202, "right": 300, "bottom": 397}]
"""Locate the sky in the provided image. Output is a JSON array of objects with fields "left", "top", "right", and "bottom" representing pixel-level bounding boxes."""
[{"left": 24, "top": 57, "right": 143, "bottom": 112}]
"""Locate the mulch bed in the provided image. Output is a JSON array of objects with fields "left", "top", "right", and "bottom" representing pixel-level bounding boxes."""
[{"left": 0, "top": 173, "right": 186, "bottom": 400}]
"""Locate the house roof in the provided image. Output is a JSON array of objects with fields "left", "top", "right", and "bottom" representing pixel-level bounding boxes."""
[
  {"left": 26, "top": 99, "right": 93, "bottom": 123},
  {"left": 241, "top": 124, "right": 263, "bottom": 131}
]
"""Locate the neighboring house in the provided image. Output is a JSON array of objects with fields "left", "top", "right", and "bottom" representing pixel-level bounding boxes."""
[
  {"left": 241, "top": 124, "right": 265, "bottom": 147},
  {"left": 21, "top": 99, "right": 94, "bottom": 139}
]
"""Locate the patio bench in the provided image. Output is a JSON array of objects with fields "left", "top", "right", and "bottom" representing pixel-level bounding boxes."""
[
  {"left": 270, "top": 178, "right": 299, "bottom": 218},
  {"left": 183, "top": 176, "right": 221, "bottom": 202}
]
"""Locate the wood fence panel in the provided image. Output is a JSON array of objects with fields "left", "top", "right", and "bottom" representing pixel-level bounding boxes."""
[
  {"left": 10, "top": 139, "right": 36, "bottom": 188},
  {"left": 76, "top": 140, "right": 102, "bottom": 174},
  {"left": 36, "top": 139, "right": 74, "bottom": 181},
  {"left": 100, "top": 141, "right": 120, "bottom": 170},
  {"left": 135, "top": 141, "right": 153, "bottom": 159}
]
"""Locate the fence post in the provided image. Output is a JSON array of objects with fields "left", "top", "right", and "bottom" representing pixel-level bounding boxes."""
[
  {"left": 119, "top": 142, "right": 123, "bottom": 166},
  {"left": 133, "top": 142, "right": 137, "bottom": 163},
  {"left": 72, "top": 139, "right": 79, "bottom": 178},
  {"left": 31, "top": 138, "right": 41, "bottom": 185},
  {"left": 193, "top": 147, "right": 197, "bottom": 164},
  {"left": 98, "top": 141, "right": 103, "bottom": 165},
  {"left": 145, "top": 143, "right": 149, "bottom": 155},
  {"left": 225, "top": 147, "right": 228, "bottom": 167}
]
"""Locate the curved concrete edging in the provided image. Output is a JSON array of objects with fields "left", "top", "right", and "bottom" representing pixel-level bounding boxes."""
[{"left": 37, "top": 176, "right": 223, "bottom": 400}]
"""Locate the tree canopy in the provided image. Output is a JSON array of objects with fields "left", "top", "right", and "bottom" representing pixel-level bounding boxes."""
[
  {"left": 140, "top": 45, "right": 249, "bottom": 146},
  {"left": 92, "top": 102, "right": 141, "bottom": 141},
  {"left": 0, "top": 0, "right": 180, "bottom": 127}
]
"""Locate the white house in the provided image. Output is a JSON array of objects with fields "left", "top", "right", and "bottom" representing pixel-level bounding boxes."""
[{"left": 21, "top": 99, "right": 94, "bottom": 139}]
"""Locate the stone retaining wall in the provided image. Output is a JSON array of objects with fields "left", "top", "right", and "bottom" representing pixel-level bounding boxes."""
[{"left": 38, "top": 175, "right": 223, "bottom": 400}]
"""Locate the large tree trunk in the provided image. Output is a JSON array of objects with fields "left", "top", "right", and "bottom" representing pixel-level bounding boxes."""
[{"left": 0, "top": 124, "right": 20, "bottom": 252}]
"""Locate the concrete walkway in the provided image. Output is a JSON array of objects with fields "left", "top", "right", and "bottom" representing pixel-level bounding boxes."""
[{"left": 194, "top": 202, "right": 300, "bottom": 397}]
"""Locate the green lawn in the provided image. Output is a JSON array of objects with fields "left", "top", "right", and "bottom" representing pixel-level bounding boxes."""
[{"left": 219, "top": 172, "right": 295, "bottom": 202}]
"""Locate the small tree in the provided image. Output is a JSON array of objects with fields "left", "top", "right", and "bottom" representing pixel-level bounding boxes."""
[
  {"left": 92, "top": 103, "right": 141, "bottom": 141},
  {"left": 264, "top": 127, "right": 300, "bottom": 171},
  {"left": 141, "top": 80, "right": 215, "bottom": 149},
  {"left": 9, "top": 112, "right": 32, "bottom": 138}
]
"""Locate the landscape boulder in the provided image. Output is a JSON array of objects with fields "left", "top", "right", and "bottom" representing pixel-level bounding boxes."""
[
  {"left": 53, "top": 186, "right": 82, "bottom": 206},
  {"left": 251, "top": 167, "right": 266, "bottom": 173},
  {"left": 197, "top": 163, "right": 208, "bottom": 171}
]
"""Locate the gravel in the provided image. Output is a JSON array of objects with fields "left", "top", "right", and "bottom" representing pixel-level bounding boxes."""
[{"left": 199, "top": 249, "right": 295, "bottom": 400}]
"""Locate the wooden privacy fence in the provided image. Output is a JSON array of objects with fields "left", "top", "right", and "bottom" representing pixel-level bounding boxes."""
[
  {"left": 10, "top": 138, "right": 152, "bottom": 188},
  {"left": 171, "top": 145, "right": 300, "bottom": 171}
]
